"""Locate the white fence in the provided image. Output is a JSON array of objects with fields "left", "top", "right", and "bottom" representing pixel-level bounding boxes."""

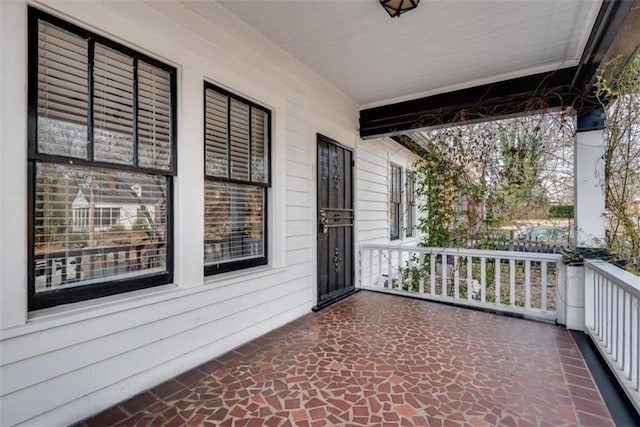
[
  {"left": 584, "top": 260, "right": 640, "bottom": 412},
  {"left": 360, "top": 244, "right": 564, "bottom": 322}
]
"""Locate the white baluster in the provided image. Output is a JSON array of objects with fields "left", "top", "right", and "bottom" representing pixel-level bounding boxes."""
[
  {"left": 541, "top": 262, "right": 547, "bottom": 311},
  {"left": 454, "top": 255, "right": 460, "bottom": 299},
  {"left": 509, "top": 259, "right": 516, "bottom": 307},
  {"left": 418, "top": 253, "right": 425, "bottom": 294},
  {"left": 525, "top": 260, "right": 531, "bottom": 309},
  {"left": 387, "top": 249, "right": 392, "bottom": 288},
  {"left": 368, "top": 248, "right": 373, "bottom": 288},
  {"left": 378, "top": 250, "right": 383, "bottom": 288},
  {"left": 442, "top": 253, "right": 448, "bottom": 297},
  {"left": 430, "top": 253, "right": 436, "bottom": 295},
  {"left": 467, "top": 256, "right": 473, "bottom": 301},
  {"left": 480, "top": 257, "right": 486, "bottom": 304},
  {"left": 494, "top": 257, "right": 501, "bottom": 305}
]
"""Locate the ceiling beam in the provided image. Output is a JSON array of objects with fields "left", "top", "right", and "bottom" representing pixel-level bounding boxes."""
[
  {"left": 359, "top": 0, "right": 638, "bottom": 139},
  {"left": 359, "top": 67, "right": 581, "bottom": 139}
]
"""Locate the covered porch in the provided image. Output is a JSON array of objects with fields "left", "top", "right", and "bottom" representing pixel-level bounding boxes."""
[
  {"left": 2, "top": 0, "right": 640, "bottom": 425},
  {"left": 80, "top": 291, "right": 617, "bottom": 426}
]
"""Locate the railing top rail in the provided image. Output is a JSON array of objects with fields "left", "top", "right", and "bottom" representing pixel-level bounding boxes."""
[
  {"left": 360, "top": 243, "right": 563, "bottom": 263},
  {"left": 585, "top": 259, "right": 640, "bottom": 296}
]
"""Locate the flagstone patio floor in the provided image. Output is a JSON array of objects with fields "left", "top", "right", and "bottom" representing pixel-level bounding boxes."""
[{"left": 78, "top": 291, "right": 614, "bottom": 426}]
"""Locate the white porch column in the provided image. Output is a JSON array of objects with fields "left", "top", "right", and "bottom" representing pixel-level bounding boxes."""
[{"left": 574, "top": 119, "right": 607, "bottom": 247}]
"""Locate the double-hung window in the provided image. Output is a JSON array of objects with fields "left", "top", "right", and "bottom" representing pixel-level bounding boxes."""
[
  {"left": 389, "top": 163, "right": 402, "bottom": 240},
  {"left": 406, "top": 171, "right": 416, "bottom": 237},
  {"left": 204, "top": 83, "right": 270, "bottom": 274},
  {"left": 28, "top": 8, "right": 177, "bottom": 310}
]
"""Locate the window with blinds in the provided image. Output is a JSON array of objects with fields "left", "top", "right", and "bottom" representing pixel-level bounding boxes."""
[
  {"left": 28, "top": 8, "right": 176, "bottom": 310},
  {"left": 390, "top": 164, "right": 402, "bottom": 240},
  {"left": 406, "top": 171, "right": 416, "bottom": 237},
  {"left": 204, "top": 83, "right": 270, "bottom": 274}
]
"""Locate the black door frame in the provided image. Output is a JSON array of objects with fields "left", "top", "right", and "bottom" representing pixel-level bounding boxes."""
[{"left": 313, "top": 134, "right": 356, "bottom": 311}]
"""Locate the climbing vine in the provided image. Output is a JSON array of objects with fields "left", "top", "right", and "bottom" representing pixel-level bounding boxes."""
[
  {"left": 595, "top": 53, "right": 640, "bottom": 272},
  {"left": 412, "top": 111, "right": 575, "bottom": 248},
  {"left": 403, "top": 52, "right": 640, "bottom": 273}
]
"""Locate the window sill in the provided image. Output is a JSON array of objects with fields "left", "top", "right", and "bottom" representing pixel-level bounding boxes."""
[
  {"left": 14, "top": 284, "right": 178, "bottom": 335},
  {"left": 203, "top": 264, "right": 286, "bottom": 289},
  {"left": 2, "top": 265, "right": 287, "bottom": 339}
]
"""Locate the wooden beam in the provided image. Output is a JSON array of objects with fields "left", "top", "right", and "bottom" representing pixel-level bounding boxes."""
[
  {"left": 359, "top": 67, "right": 581, "bottom": 138},
  {"left": 360, "top": 0, "right": 639, "bottom": 139}
]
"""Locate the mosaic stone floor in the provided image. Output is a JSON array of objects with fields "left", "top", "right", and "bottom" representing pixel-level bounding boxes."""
[{"left": 79, "top": 291, "right": 614, "bottom": 426}]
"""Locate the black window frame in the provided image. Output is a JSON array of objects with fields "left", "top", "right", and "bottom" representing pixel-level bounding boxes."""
[
  {"left": 27, "top": 7, "right": 177, "bottom": 311},
  {"left": 389, "top": 163, "right": 402, "bottom": 240},
  {"left": 406, "top": 171, "right": 416, "bottom": 238},
  {"left": 203, "top": 81, "right": 271, "bottom": 275}
]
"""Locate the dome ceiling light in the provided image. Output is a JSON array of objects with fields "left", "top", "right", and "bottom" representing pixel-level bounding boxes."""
[{"left": 380, "top": 0, "right": 420, "bottom": 18}]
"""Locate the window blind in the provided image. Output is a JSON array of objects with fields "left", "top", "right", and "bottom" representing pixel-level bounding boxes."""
[
  {"left": 204, "top": 181, "right": 265, "bottom": 265},
  {"left": 29, "top": 9, "right": 176, "bottom": 309},
  {"left": 36, "top": 21, "right": 174, "bottom": 173},
  {"left": 251, "top": 108, "right": 268, "bottom": 183},
  {"left": 230, "top": 99, "right": 250, "bottom": 181},
  {"left": 93, "top": 43, "right": 135, "bottom": 165},
  {"left": 37, "top": 21, "right": 89, "bottom": 158},
  {"left": 34, "top": 162, "right": 167, "bottom": 293},
  {"left": 204, "top": 86, "right": 269, "bottom": 185},
  {"left": 203, "top": 83, "right": 270, "bottom": 273},
  {"left": 138, "top": 61, "right": 172, "bottom": 171},
  {"left": 205, "top": 89, "right": 228, "bottom": 177}
]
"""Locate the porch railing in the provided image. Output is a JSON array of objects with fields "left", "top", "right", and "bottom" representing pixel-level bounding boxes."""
[
  {"left": 359, "top": 244, "right": 564, "bottom": 322},
  {"left": 584, "top": 260, "right": 640, "bottom": 412}
]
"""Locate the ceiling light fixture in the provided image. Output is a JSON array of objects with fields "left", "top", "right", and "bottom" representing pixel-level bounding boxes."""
[{"left": 380, "top": 0, "right": 420, "bottom": 18}]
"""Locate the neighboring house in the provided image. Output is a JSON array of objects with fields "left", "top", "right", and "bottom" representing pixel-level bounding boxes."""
[{"left": 71, "top": 183, "right": 159, "bottom": 232}]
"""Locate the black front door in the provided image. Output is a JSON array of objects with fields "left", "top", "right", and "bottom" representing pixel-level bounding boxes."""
[{"left": 315, "top": 134, "right": 354, "bottom": 310}]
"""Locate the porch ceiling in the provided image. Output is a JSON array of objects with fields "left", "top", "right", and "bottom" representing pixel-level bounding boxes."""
[{"left": 217, "top": 0, "right": 602, "bottom": 107}]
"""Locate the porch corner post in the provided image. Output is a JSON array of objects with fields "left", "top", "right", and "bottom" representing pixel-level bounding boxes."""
[
  {"left": 574, "top": 110, "right": 607, "bottom": 247},
  {"left": 564, "top": 263, "right": 585, "bottom": 330}
]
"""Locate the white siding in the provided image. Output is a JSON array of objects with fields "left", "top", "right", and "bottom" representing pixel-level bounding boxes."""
[
  {"left": 0, "top": 1, "right": 425, "bottom": 425},
  {"left": 356, "top": 137, "right": 423, "bottom": 245},
  {"left": 355, "top": 138, "right": 425, "bottom": 282}
]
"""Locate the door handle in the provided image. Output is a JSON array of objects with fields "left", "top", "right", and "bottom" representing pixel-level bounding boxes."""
[{"left": 319, "top": 210, "right": 328, "bottom": 233}]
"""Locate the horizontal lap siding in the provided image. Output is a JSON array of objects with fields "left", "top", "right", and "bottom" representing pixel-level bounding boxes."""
[
  {"left": 0, "top": 1, "right": 342, "bottom": 425},
  {"left": 357, "top": 190, "right": 387, "bottom": 203},
  {"left": 356, "top": 139, "right": 390, "bottom": 244},
  {"left": 354, "top": 138, "right": 423, "bottom": 289},
  {"left": 1, "top": 268, "right": 311, "bottom": 425},
  {"left": 286, "top": 220, "right": 312, "bottom": 237},
  {"left": 284, "top": 100, "right": 313, "bottom": 305},
  {"left": 2, "top": 262, "right": 311, "bottom": 366},
  {"left": 287, "top": 176, "right": 310, "bottom": 193},
  {"left": 355, "top": 138, "right": 422, "bottom": 248},
  {"left": 286, "top": 190, "right": 311, "bottom": 207},
  {"left": 286, "top": 235, "right": 311, "bottom": 251},
  {"left": 287, "top": 161, "right": 311, "bottom": 179}
]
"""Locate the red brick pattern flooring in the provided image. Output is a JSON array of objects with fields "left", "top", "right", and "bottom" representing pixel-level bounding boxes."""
[{"left": 79, "top": 291, "right": 614, "bottom": 426}]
